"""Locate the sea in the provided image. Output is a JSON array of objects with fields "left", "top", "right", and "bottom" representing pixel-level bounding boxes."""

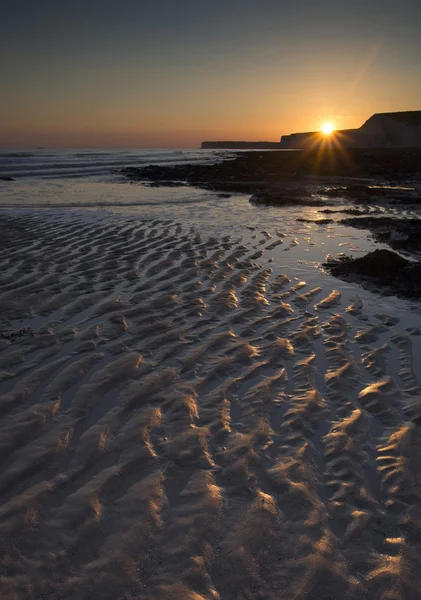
[
  {"left": 0, "top": 148, "right": 233, "bottom": 181},
  {"left": 0, "top": 147, "right": 249, "bottom": 220}
]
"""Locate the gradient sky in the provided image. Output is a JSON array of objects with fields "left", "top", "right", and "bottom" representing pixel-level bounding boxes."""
[{"left": 1, "top": 0, "right": 421, "bottom": 148}]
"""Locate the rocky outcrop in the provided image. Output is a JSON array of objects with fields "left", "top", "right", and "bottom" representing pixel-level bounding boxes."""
[
  {"left": 121, "top": 148, "right": 421, "bottom": 191},
  {"left": 324, "top": 249, "right": 421, "bottom": 298}
]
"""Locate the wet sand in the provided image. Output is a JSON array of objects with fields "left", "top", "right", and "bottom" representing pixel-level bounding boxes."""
[{"left": 1, "top": 211, "right": 421, "bottom": 599}]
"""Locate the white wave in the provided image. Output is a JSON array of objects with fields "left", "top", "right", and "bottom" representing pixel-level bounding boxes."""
[{"left": 0, "top": 148, "right": 234, "bottom": 181}]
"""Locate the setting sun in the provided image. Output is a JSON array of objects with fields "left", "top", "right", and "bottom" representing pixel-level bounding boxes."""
[{"left": 321, "top": 122, "right": 334, "bottom": 134}]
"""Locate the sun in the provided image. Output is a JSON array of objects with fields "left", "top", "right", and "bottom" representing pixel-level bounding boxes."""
[{"left": 321, "top": 122, "right": 334, "bottom": 135}]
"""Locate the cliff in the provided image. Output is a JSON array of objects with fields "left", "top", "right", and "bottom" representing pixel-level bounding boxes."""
[
  {"left": 280, "top": 111, "right": 421, "bottom": 149},
  {"left": 201, "top": 111, "right": 421, "bottom": 151},
  {"left": 357, "top": 111, "right": 421, "bottom": 147}
]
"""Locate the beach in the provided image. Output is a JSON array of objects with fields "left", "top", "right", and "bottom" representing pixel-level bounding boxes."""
[{"left": 1, "top": 149, "right": 421, "bottom": 599}]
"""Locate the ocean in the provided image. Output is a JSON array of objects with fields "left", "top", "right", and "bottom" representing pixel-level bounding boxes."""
[{"left": 0, "top": 148, "right": 234, "bottom": 181}]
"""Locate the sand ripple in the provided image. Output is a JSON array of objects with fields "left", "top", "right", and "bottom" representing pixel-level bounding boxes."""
[{"left": 0, "top": 212, "right": 420, "bottom": 599}]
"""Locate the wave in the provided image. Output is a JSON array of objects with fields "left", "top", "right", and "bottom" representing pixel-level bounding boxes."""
[
  {"left": 1, "top": 152, "right": 37, "bottom": 158},
  {"left": 0, "top": 197, "right": 210, "bottom": 209},
  {"left": 0, "top": 149, "right": 233, "bottom": 181}
]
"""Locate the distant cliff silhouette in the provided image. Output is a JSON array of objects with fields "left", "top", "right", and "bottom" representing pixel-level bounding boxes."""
[
  {"left": 280, "top": 111, "right": 421, "bottom": 149},
  {"left": 201, "top": 111, "right": 421, "bottom": 150}
]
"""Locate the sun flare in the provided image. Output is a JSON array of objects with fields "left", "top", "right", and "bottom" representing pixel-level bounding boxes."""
[{"left": 321, "top": 122, "right": 334, "bottom": 135}]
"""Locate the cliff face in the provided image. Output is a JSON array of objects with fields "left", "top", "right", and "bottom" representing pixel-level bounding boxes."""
[
  {"left": 202, "top": 112, "right": 421, "bottom": 151},
  {"left": 280, "top": 131, "right": 319, "bottom": 149},
  {"left": 280, "top": 129, "right": 359, "bottom": 149},
  {"left": 358, "top": 112, "right": 421, "bottom": 147}
]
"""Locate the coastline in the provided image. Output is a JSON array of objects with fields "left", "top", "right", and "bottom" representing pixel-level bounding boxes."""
[{"left": 122, "top": 147, "right": 421, "bottom": 192}]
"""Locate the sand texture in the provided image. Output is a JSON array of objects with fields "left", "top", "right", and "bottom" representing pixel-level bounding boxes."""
[{"left": 1, "top": 212, "right": 421, "bottom": 599}]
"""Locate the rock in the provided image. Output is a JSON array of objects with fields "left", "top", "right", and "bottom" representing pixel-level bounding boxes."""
[
  {"left": 0, "top": 327, "right": 33, "bottom": 340},
  {"left": 331, "top": 249, "right": 409, "bottom": 278},
  {"left": 340, "top": 216, "right": 421, "bottom": 250},
  {"left": 120, "top": 149, "right": 421, "bottom": 197},
  {"left": 147, "top": 180, "right": 187, "bottom": 187},
  {"left": 0, "top": 176, "right": 15, "bottom": 181},
  {"left": 321, "top": 208, "right": 365, "bottom": 215},
  {"left": 325, "top": 184, "right": 371, "bottom": 195},
  {"left": 390, "top": 231, "right": 409, "bottom": 242},
  {"left": 324, "top": 249, "right": 421, "bottom": 298},
  {"left": 346, "top": 184, "right": 373, "bottom": 194},
  {"left": 296, "top": 217, "right": 333, "bottom": 224},
  {"left": 324, "top": 184, "right": 378, "bottom": 202}
]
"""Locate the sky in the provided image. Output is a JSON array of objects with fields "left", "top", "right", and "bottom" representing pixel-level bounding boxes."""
[{"left": 1, "top": 0, "right": 421, "bottom": 148}]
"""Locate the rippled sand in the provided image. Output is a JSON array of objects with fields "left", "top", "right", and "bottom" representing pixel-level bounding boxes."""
[{"left": 1, "top": 211, "right": 421, "bottom": 599}]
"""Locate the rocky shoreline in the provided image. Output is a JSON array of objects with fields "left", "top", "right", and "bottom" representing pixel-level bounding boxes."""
[
  {"left": 122, "top": 148, "right": 421, "bottom": 298},
  {"left": 122, "top": 148, "right": 421, "bottom": 192}
]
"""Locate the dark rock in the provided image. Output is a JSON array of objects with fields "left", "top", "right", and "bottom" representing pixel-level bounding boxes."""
[
  {"left": 0, "top": 327, "right": 33, "bottom": 340},
  {"left": 325, "top": 249, "right": 421, "bottom": 298},
  {"left": 325, "top": 184, "right": 374, "bottom": 197},
  {"left": 120, "top": 149, "right": 421, "bottom": 196},
  {"left": 326, "top": 249, "right": 409, "bottom": 278},
  {"left": 321, "top": 208, "right": 365, "bottom": 215},
  {"left": 146, "top": 180, "right": 187, "bottom": 187},
  {"left": 0, "top": 176, "right": 15, "bottom": 181},
  {"left": 340, "top": 216, "right": 421, "bottom": 250},
  {"left": 296, "top": 217, "right": 333, "bottom": 224},
  {"left": 324, "top": 185, "right": 421, "bottom": 205},
  {"left": 346, "top": 184, "right": 373, "bottom": 194},
  {"left": 324, "top": 184, "right": 381, "bottom": 203},
  {"left": 343, "top": 208, "right": 367, "bottom": 215}
]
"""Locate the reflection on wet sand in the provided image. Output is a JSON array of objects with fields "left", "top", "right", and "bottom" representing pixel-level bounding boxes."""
[{"left": 0, "top": 211, "right": 421, "bottom": 599}]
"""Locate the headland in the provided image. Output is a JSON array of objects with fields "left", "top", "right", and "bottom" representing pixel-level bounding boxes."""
[{"left": 202, "top": 110, "right": 421, "bottom": 150}]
